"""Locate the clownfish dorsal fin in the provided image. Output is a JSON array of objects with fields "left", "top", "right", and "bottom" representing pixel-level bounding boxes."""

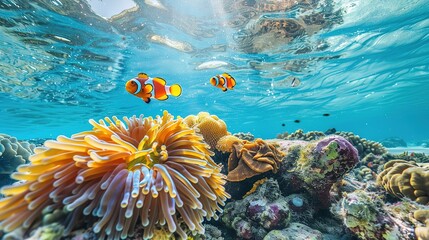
[
  {"left": 138, "top": 73, "right": 149, "bottom": 80},
  {"left": 153, "top": 77, "right": 167, "bottom": 86}
]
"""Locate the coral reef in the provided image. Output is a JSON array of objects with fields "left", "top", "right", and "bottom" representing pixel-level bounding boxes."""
[
  {"left": 283, "top": 193, "right": 315, "bottom": 223},
  {"left": 0, "top": 111, "right": 230, "bottom": 239},
  {"left": 183, "top": 112, "right": 229, "bottom": 151},
  {"left": 216, "top": 135, "right": 243, "bottom": 153},
  {"left": 220, "top": 135, "right": 358, "bottom": 206},
  {"left": 233, "top": 132, "right": 255, "bottom": 142},
  {"left": 394, "top": 152, "right": 429, "bottom": 164},
  {"left": 276, "top": 132, "right": 289, "bottom": 139},
  {"left": 279, "top": 136, "right": 359, "bottom": 208},
  {"left": 331, "top": 190, "right": 414, "bottom": 239},
  {"left": 360, "top": 152, "right": 388, "bottom": 173},
  {"left": 324, "top": 128, "right": 337, "bottom": 135},
  {"left": 352, "top": 165, "right": 377, "bottom": 182},
  {"left": 280, "top": 129, "right": 325, "bottom": 142},
  {"left": 377, "top": 159, "right": 429, "bottom": 204},
  {"left": 381, "top": 137, "right": 407, "bottom": 148},
  {"left": 0, "top": 134, "right": 35, "bottom": 187},
  {"left": 278, "top": 129, "right": 387, "bottom": 159},
  {"left": 336, "top": 131, "right": 386, "bottom": 158},
  {"left": 414, "top": 209, "right": 429, "bottom": 240},
  {"left": 222, "top": 179, "right": 291, "bottom": 239},
  {"left": 226, "top": 139, "right": 285, "bottom": 182},
  {"left": 263, "top": 222, "right": 323, "bottom": 240}
]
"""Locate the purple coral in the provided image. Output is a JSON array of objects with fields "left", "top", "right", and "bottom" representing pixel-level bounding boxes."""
[
  {"left": 279, "top": 136, "right": 359, "bottom": 208},
  {"left": 315, "top": 135, "right": 359, "bottom": 161},
  {"left": 235, "top": 220, "right": 253, "bottom": 239},
  {"left": 247, "top": 199, "right": 290, "bottom": 230}
]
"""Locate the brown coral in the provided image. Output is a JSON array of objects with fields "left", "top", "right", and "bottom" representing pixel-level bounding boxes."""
[
  {"left": 377, "top": 159, "right": 429, "bottom": 204},
  {"left": 183, "top": 112, "right": 229, "bottom": 151},
  {"left": 414, "top": 209, "right": 429, "bottom": 240},
  {"left": 227, "top": 139, "right": 285, "bottom": 182},
  {"left": 0, "top": 111, "right": 230, "bottom": 239}
]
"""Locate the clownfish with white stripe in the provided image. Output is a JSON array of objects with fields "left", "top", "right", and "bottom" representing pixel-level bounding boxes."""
[
  {"left": 210, "top": 73, "right": 236, "bottom": 92},
  {"left": 125, "top": 73, "right": 182, "bottom": 103}
]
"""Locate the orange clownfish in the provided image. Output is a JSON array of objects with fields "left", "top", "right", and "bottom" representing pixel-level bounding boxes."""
[
  {"left": 125, "top": 73, "right": 182, "bottom": 103},
  {"left": 210, "top": 73, "right": 236, "bottom": 92}
]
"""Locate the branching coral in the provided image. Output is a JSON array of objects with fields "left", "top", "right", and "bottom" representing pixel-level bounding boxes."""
[
  {"left": 183, "top": 112, "right": 229, "bottom": 151},
  {"left": 377, "top": 159, "right": 429, "bottom": 204},
  {"left": 226, "top": 139, "right": 285, "bottom": 182},
  {"left": 0, "top": 111, "right": 230, "bottom": 239}
]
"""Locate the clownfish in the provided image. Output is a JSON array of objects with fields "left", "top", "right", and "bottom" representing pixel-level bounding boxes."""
[
  {"left": 125, "top": 73, "right": 182, "bottom": 103},
  {"left": 210, "top": 73, "right": 236, "bottom": 91}
]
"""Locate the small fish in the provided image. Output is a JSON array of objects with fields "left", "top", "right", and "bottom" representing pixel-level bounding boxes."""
[
  {"left": 323, "top": 113, "right": 330, "bottom": 117},
  {"left": 290, "top": 77, "right": 301, "bottom": 87},
  {"left": 210, "top": 73, "right": 236, "bottom": 92},
  {"left": 125, "top": 73, "right": 182, "bottom": 103},
  {"left": 294, "top": 120, "right": 301, "bottom": 123},
  {"left": 281, "top": 123, "right": 285, "bottom": 127}
]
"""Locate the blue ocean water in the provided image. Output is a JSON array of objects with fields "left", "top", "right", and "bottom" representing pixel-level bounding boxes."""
[{"left": 0, "top": 0, "right": 428, "bottom": 144}]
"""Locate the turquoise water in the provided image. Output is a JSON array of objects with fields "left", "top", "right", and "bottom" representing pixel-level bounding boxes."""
[{"left": 0, "top": 0, "right": 428, "bottom": 143}]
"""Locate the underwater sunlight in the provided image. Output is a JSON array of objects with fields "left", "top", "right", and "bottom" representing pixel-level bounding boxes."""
[{"left": 0, "top": 0, "right": 428, "bottom": 240}]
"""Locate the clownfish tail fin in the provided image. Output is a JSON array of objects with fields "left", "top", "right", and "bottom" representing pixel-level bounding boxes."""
[{"left": 170, "top": 84, "right": 182, "bottom": 97}]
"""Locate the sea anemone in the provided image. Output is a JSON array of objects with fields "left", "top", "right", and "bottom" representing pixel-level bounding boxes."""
[{"left": 0, "top": 111, "right": 230, "bottom": 239}]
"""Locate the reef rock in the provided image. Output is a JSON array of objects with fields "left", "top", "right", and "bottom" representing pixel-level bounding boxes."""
[
  {"left": 381, "top": 137, "right": 407, "bottom": 148},
  {"left": 222, "top": 178, "right": 291, "bottom": 240},
  {"left": 277, "top": 135, "right": 359, "bottom": 208},
  {"left": 331, "top": 190, "right": 415, "bottom": 240},
  {"left": 264, "top": 222, "right": 323, "bottom": 240}
]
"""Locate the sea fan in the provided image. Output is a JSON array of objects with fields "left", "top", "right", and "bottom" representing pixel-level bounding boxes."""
[{"left": 0, "top": 111, "right": 230, "bottom": 239}]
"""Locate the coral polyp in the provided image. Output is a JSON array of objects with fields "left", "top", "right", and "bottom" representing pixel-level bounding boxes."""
[{"left": 0, "top": 111, "right": 230, "bottom": 239}]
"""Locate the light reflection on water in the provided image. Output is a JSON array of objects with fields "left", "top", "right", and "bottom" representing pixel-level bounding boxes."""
[{"left": 0, "top": 0, "right": 428, "bottom": 142}]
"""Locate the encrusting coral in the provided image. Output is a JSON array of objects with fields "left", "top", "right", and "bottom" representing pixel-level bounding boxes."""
[
  {"left": 224, "top": 138, "right": 285, "bottom": 182},
  {"left": 0, "top": 134, "right": 35, "bottom": 187},
  {"left": 377, "top": 159, "right": 429, "bottom": 205},
  {"left": 222, "top": 178, "right": 291, "bottom": 239},
  {"left": 278, "top": 136, "right": 359, "bottom": 208},
  {"left": 278, "top": 129, "right": 386, "bottom": 158},
  {"left": 183, "top": 112, "right": 229, "bottom": 151},
  {"left": 331, "top": 190, "right": 413, "bottom": 239},
  {"left": 0, "top": 111, "right": 230, "bottom": 239}
]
